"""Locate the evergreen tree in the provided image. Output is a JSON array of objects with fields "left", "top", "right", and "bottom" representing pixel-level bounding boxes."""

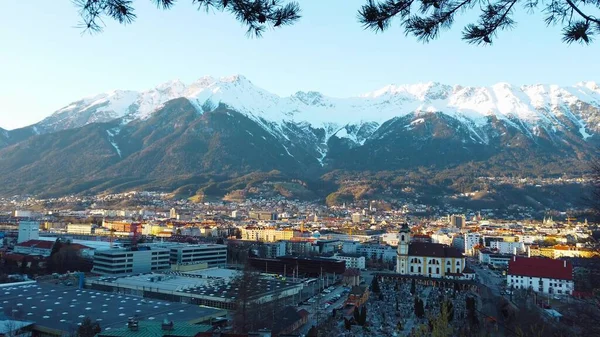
[
  {"left": 69, "top": 0, "right": 600, "bottom": 45},
  {"left": 353, "top": 306, "right": 360, "bottom": 323},
  {"left": 359, "top": 306, "right": 367, "bottom": 326},
  {"left": 410, "top": 279, "right": 416, "bottom": 295},
  {"left": 307, "top": 325, "right": 318, "bottom": 337},
  {"left": 371, "top": 276, "right": 381, "bottom": 294}
]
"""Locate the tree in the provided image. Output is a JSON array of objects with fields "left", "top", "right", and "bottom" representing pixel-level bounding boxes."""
[
  {"left": 359, "top": 306, "right": 368, "bottom": 326},
  {"left": 71, "top": 0, "right": 600, "bottom": 45},
  {"left": 76, "top": 317, "right": 101, "bottom": 337},
  {"left": 231, "top": 264, "right": 262, "bottom": 333},
  {"left": 414, "top": 297, "right": 425, "bottom": 318},
  {"left": 353, "top": 306, "right": 361, "bottom": 323},
  {"left": 411, "top": 278, "right": 417, "bottom": 295},
  {"left": 371, "top": 276, "right": 381, "bottom": 294},
  {"left": 307, "top": 325, "right": 318, "bottom": 337}
]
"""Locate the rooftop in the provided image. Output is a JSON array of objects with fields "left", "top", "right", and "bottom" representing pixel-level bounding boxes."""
[
  {"left": 508, "top": 257, "right": 573, "bottom": 280},
  {"left": 408, "top": 242, "right": 463, "bottom": 258},
  {"left": 97, "top": 320, "right": 211, "bottom": 337},
  {"left": 0, "top": 282, "right": 225, "bottom": 333}
]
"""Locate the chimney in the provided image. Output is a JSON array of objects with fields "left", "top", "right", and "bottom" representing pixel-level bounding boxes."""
[{"left": 161, "top": 319, "right": 174, "bottom": 331}]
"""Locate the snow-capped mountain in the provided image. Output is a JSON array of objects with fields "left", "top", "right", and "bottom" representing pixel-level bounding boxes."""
[
  {"left": 0, "top": 75, "right": 598, "bottom": 198},
  {"left": 36, "top": 75, "right": 600, "bottom": 148}
]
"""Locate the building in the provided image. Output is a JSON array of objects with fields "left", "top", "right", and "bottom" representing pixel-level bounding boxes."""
[
  {"left": 286, "top": 240, "right": 312, "bottom": 255},
  {"left": 257, "top": 241, "right": 287, "bottom": 258},
  {"left": 248, "top": 256, "right": 346, "bottom": 277},
  {"left": 240, "top": 227, "right": 295, "bottom": 242},
  {"left": 334, "top": 254, "right": 366, "bottom": 270},
  {"left": 490, "top": 240, "right": 525, "bottom": 255},
  {"left": 0, "top": 282, "right": 225, "bottom": 337},
  {"left": 249, "top": 212, "right": 278, "bottom": 221},
  {"left": 351, "top": 213, "right": 363, "bottom": 224},
  {"left": 97, "top": 319, "right": 211, "bottom": 337},
  {"left": 170, "top": 208, "right": 178, "bottom": 219},
  {"left": 342, "top": 269, "right": 361, "bottom": 287},
  {"left": 356, "top": 244, "right": 397, "bottom": 263},
  {"left": 381, "top": 233, "right": 399, "bottom": 246},
  {"left": 67, "top": 223, "right": 93, "bottom": 235},
  {"left": 507, "top": 257, "right": 574, "bottom": 295},
  {"left": 92, "top": 246, "right": 170, "bottom": 275},
  {"left": 450, "top": 215, "right": 466, "bottom": 228},
  {"left": 166, "top": 243, "right": 227, "bottom": 268},
  {"left": 479, "top": 250, "right": 512, "bottom": 268},
  {"left": 464, "top": 233, "right": 481, "bottom": 256},
  {"left": 18, "top": 221, "right": 39, "bottom": 243},
  {"left": 396, "top": 224, "right": 467, "bottom": 279},
  {"left": 86, "top": 268, "right": 303, "bottom": 311},
  {"left": 346, "top": 285, "right": 369, "bottom": 307},
  {"left": 13, "top": 239, "right": 55, "bottom": 257}
]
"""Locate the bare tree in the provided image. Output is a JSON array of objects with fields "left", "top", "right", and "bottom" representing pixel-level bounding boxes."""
[
  {"left": 70, "top": 0, "right": 600, "bottom": 44},
  {"left": 231, "top": 264, "right": 262, "bottom": 333}
]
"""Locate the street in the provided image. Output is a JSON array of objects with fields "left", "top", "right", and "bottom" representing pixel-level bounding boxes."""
[{"left": 296, "top": 284, "right": 348, "bottom": 336}]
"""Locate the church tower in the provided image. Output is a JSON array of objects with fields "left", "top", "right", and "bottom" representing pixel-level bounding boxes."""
[{"left": 396, "top": 223, "right": 411, "bottom": 274}]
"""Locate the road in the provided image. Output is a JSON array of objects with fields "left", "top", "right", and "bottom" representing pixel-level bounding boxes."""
[
  {"left": 472, "top": 263, "right": 507, "bottom": 336},
  {"left": 472, "top": 263, "right": 504, "bottom": 296},
  {"left": 296, "top": 285, "right": 348, "bottom": 336}
]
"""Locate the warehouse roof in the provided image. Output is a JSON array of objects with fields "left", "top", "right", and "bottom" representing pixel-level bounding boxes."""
[{"left": 0, "top": 282, "right": 225, "bottom": 333}]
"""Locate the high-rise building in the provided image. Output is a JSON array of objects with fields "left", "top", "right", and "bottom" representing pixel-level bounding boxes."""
[
  {"left": 450, "top": 214, "right": 466, "bottom": 228},
  {"left": 464, "top": 233, "right": 481, "bottom": 256},
  {"left": 18, "top": 221, "right": 39, "bottom": 243},
  {"left": 169, "top": 208, "right": 177, "bottom": 219}
]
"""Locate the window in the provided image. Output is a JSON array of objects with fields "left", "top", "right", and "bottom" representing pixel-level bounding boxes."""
[
  {"left": 436, "top": 267, "right": 439, "bottom": 274},
  {"left": 428, "top": 267, "right": 431, "bottom": 274},
  {"left": 410, "top": 266, "right": 414, "bottom": 273},
  {"left": 446, "top": 268, "right": 450, "bottom": 273},
  {"left": 456, "top": 268, "right": 460, "bottom": 273},
  {"left": 418, "top": 267, "right": 422, "bottom": 273}
]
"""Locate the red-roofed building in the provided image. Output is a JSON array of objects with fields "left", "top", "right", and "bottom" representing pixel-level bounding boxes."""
[
  {"left": 507, "top": 257, "right": 574, "bottom": 295},
  {"left": 14, "top": 239, "right": 55, "bottom": 257}
]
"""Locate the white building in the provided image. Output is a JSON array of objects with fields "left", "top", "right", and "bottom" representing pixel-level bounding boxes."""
[
  {"left": 490, "top": 240, "right": 525, "bottom": 255},
  {"left": 92, "top": 247, "right": 170, "bottom": 275},
  {"left": 334, "top": 254, "right": 366, "bottom": 270},
  {"left": 507, "top": 257, "right": 574, "bottom": 295},
  {"left": 67, "top": 223, "right": 93, "bottom": 235},
  {"left": 464, "top": 233, "right": 481, "bottom": 256},
  {"left": 357, "top": 244, "right": 397, "bottom": 263},
  {"left": 381, "top": 233, "right": 400, "bottom": 246},
  {"left": 18, "top": 221, "right": 39, "bottom": 243},
  {"left": 162, "top": 243, "right": 228, "bottom": 268}
]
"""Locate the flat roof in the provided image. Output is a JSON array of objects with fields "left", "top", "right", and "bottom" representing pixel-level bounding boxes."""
[
  {"left": 88, "top": 271, "right": 303, "bottom": 301},
  {"left": 0, "top": 282, "right": 225, "bottom": 333}
]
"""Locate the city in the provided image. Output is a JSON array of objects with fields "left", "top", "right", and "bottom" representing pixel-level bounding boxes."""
[
  {"left": 0, "top": 196, "right": 598, "bottom": 336},
  {"left": 2, "top": 1, "right": 600, "bottom": 336}
]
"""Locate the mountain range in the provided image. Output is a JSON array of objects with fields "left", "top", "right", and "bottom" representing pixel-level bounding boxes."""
[{"left": 0, "top": 75, "right": 598, "bottom": 204}]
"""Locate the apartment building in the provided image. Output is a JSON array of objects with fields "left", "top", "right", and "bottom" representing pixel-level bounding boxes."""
[
  {"left": 240, "top": 227, "right": 295, "bottom": 242},
  {"left": 92, "top": 247, "right": 170, "bottom": 275},
  {"left": 334, "top": 254, "right": 366, "bottom": 270},
  {"left": 67, "top": 223, "right": 93, "bottom": 235},
  {"left": 464, "top": 233, "right": 481, "bottom": 256}
]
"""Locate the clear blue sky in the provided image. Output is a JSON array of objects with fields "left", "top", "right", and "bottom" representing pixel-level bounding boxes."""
[{"left": 0, "top": 0, "right": 598, "bottom": 130}]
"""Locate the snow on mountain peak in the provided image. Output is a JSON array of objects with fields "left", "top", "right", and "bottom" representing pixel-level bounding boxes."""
[{"left": 39, "top": 76, "right": 600, "bottom": 144}]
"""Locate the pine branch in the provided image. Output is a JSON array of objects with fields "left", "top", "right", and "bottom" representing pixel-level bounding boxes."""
[
  {"left": 462, "top": 0, "right": 518, "bottom": 45},
  {"left": 358, "top": 0, "right": 415, "bottom": 32},
  {"left": 404, "top": 0, "right": 475, "bottom": 42}
]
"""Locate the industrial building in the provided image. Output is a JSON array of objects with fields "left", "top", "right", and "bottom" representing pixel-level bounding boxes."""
[
  {"left": 86, "top": 268, "right": 304, "bottom": 310},
  {"left": 0, "top": 282, "right": 226, "bottom": 337},
  {"left": 248, "top": 256, "right": 346, "bottom": 277}
]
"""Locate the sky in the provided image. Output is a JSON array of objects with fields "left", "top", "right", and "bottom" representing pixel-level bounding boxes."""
[{"left": 0, "top": 1, "right": 599, "bottom": 130}]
